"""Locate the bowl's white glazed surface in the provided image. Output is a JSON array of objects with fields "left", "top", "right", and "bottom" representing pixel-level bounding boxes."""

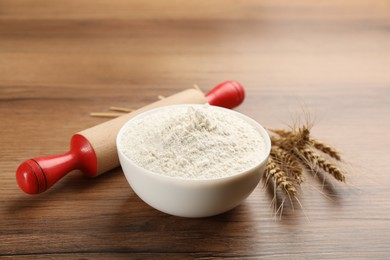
[{"left": 117, "top": 104, "right": 271, "bottom": 218}]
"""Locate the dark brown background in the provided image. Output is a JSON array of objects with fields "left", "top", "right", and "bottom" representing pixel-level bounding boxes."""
[{"left": 1, "top": 0, "right": 389, "bottom": 258}]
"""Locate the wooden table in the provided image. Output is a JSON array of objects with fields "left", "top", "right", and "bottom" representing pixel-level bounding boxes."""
[{"left": 1, "top": 0, "right": 389, "bottom": 258}]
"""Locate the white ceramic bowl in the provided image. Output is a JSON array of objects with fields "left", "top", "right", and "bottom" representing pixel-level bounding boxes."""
[{"left": 117, "top": 105, "right": 271, "bottom": 218}]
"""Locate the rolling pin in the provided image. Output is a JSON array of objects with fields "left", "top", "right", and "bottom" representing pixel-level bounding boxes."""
[{"left": 16, "top": 81, "right": 245, "bottom": 194}]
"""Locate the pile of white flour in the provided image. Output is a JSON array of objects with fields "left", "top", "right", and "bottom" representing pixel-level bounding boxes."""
[{"left": 120, "top": 105, "right": 265, "bottom": 179}]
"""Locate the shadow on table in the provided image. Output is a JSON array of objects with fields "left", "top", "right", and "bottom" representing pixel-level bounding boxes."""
[
  {"left": 6, "top": 167, "right": 122, "bottom": 214},
  {"left": 262, "top": 169, "right": 344, "bottom": 219}
]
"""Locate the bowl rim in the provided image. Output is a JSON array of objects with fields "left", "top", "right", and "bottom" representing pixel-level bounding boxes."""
[{"left": 116, "top": 104, "right": 271, "bottom": 184}]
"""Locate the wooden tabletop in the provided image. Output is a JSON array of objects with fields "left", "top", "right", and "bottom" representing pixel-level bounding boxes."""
[{"left": 1, "top": 0, "right": 389, "bottom": 258}]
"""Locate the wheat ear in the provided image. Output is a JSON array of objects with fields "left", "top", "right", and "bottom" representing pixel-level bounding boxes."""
[
  {"left": 271, "top": 146, "right": 305, "bottom": 184},
  {"left": 296, "top": 147, "right": 346, "bottom": 182},
  {"left": 268, "top": 128, "right": 292, "bottom": 137},
  {"left": 264, "top": 158, "right": 298, "bottom": 199},
  {"left": 310, "top": 139, "right": 341, "bottom": 161}
]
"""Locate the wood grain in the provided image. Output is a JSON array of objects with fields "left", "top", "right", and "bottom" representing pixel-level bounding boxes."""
[{"left": 1, "top": 0, "right": 389, "bottom": 258}]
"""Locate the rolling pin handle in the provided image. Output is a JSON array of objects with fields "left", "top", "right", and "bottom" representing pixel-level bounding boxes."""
[
  {"left": 16, "top": 134, "right": 97, "bottom": 194},
  {"left": 205, "top": 80, "right": 245, "bottom": 109}
]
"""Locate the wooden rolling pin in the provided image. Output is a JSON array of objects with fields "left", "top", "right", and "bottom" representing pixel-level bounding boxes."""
[{"left": 16, "top": 81, "right": 245, "bottom": 194}]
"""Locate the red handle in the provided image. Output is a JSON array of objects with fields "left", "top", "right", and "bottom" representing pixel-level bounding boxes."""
[
  {"left": 16, "top": 135, "right": 97, "bottom": 194},
  {"left": 16, "top": 80, "right": 246, "bottom": 194},
  {"left": 205, "top": 80, "right": 245, "bottom": 109}
]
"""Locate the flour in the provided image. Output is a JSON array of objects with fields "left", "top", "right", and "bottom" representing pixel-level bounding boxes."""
[{"left": 120, "top": 105, "right": 265, "bottom": 179}]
